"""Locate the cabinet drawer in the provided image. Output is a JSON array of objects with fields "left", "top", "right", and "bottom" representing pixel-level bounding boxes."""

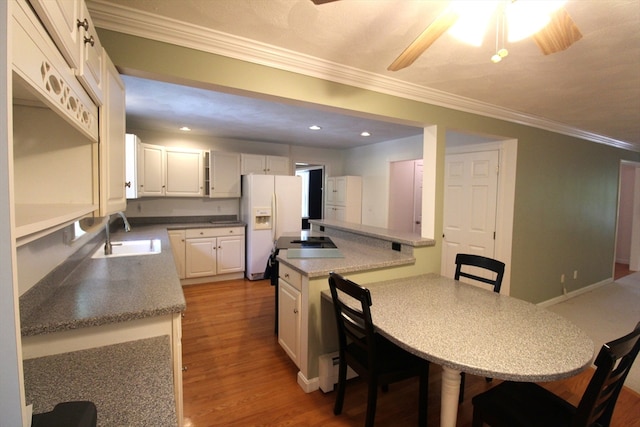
[
  {"left": 279, "top": 263, "right": 302, "bottom": 291},
  {"left": 185, "top": 227, "right": 243, "bottom": 238}
]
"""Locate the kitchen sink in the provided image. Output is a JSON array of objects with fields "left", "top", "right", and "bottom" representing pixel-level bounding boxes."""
[{"left": 91, "top": 239, "right": 162, "bottom": 258}]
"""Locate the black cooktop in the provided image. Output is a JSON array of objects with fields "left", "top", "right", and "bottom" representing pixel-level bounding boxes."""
[{"left": 276, "top": 236, "right": 337, "bottom": 249}]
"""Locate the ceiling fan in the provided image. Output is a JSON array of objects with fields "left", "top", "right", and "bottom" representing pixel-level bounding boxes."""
[{"left": 311, "top": 0, "right": 582, "bottom": 71}]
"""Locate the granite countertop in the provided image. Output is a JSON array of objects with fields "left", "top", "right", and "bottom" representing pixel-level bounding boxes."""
[
  {"left": 24, "top": 336, "right": 177, "bottom": 426},
  {"left": 277, "top": 234, "right": 416, "bottom": 278},
  {"left": 20, "top": 224, "right": 188, "bottom": 336}
]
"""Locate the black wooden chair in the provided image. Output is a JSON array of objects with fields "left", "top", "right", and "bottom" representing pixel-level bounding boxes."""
[
  {"left": 471, "top": 321, "right": 640, "bottom": 427},
  {"left": 454, "top": 253, "right": 506, "bottom": 402},
  {"left": 32, "top": 401, "right": 97, "bottom": 427},
  {"left": 328, "top": 272, "right": 430, "bottom": 427}
]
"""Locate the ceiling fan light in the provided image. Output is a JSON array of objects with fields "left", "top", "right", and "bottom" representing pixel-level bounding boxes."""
[
  {"left": 448, "top": 1, "right": 498, "bottom": 46},
  {"left": 506, "top": 0, "right": 565, "bottom": 42}
]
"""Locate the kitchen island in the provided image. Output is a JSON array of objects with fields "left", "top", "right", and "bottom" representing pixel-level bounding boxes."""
[
  {"left": 275, "top": 219, "right": 437, "bottom": 392},
  {"left": 19, "top": 218, "right": 244, "bottom": 427}
]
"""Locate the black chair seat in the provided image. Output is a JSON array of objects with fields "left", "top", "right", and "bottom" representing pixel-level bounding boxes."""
[
  {"left": 471, "top": 381, "right": 576, "bottom": 427},
  {"left": 346, "top": 334, "right": 425, "bottom": 377},
  {"left": 32, "top": 401, "right": 97, "bottom": 427}
]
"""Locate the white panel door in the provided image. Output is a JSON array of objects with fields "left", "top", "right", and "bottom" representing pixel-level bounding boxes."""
[
  {"left": 186, "top": 237, "right": 216, "bottom": 278},
  {"left": 442, "top": 150, "right": 499, "bottom": 278}
]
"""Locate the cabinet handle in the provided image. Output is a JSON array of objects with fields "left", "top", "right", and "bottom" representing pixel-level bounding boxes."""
[
  {"left": 77, "top": 18, "right": 89, "bottom": 31},
  {"left": 293, "top": 308, "right": 298, "bottom": 314},
  {"left": 84, "top": 35, "right": 95, "bottom": 47}
]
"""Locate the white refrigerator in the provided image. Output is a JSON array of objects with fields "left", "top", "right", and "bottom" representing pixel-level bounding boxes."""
[{"left": 241, "top": 174, "right": 302, "bottom": 280}]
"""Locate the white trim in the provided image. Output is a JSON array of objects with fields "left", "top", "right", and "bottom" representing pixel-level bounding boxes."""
[
  {"left": 538, "top": 277, "right": 613, "bottom": 308},
  {"left": 86, "top": 0, "right": 640, "bottom": 154},
  {"left": 296, "top": 371, "right": 319, "bottom": 393}
]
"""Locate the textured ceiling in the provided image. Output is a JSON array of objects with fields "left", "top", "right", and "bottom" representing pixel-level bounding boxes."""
[{"left": 89, "top": 0, "right": 640, "bottom": 150}]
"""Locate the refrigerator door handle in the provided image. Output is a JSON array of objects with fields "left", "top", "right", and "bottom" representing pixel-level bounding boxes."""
[{"left": 271, "top": 192, "right": 277, "bottom": 242}]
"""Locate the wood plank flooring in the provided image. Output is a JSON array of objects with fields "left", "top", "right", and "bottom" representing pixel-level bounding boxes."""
[{"left": 181, "top": 278, "right": 640, "bottom": 427}]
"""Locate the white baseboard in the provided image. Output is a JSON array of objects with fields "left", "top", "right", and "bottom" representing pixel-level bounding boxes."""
[
  {"left": 538, "top": 278, "right": 614, "bottom": 308},
  {"left": 297, "top": 371, "right": 319, "bottom": 393}
]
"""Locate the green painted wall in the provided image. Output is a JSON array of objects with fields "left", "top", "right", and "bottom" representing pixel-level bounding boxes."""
[{"left": 98, "top": 29, "right": 640, "bottom": 304}]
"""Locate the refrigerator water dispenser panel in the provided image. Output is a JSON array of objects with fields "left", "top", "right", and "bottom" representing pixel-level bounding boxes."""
[{"left": 253, "top": 207, "right": 272, "bottom": 230}]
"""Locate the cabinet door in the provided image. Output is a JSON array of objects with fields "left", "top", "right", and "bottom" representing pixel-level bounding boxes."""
[
  {"left": 98, "top": 53, "right": 126, "bottom": 215},
  {"left": 334, "top": 176, "right": 348, "bottom": 205},
  {"left": 185, "top": 237, "right": 217, "bottom": 278},
  {"left": 168, "top": 230, "right": 186, "bottom": 279},
  {"left": 326, "top": 177, "right": 337, "bottom": 204},
  {"left": 278, "top": 279, "right": 301, "bottom": 367},
  {"left": 76, "top": 2, "right": 103, "bottom": 104},
  {"left": 137, "top": 143, "right": 165, "bottom": 197},
  {"left": 241, "top": 153, "right": 266, "bottom": 175},
  {"left": 165, "top": 148, "right": 204, "bottom": 197},
  {"left": 29, "top": 0, "right": 82, "bottom": 69},
  {"left": 209, "top": 151, "right": 240, "bottom": 198},
  {"left": 125, "top": 134, "right": 139, "bottom": 199},
  {"left": 216, "top": 235, "right": 245, "bottom": 274},
  {"left": 266, "top": 155, "right": 290, "bottom": 175}
]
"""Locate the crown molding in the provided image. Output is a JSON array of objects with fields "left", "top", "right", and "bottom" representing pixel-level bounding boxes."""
[{"left": 87, "top": 0, "right": 638, "bottom": 153}]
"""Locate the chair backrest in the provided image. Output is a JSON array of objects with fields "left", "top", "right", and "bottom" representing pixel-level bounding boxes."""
[
  {"left": 454, "top": 253, "right": 505, "bottom": 293},
  {"left": 573, "top": 321, "right": 640, "bottom": 427},
  {"left": 328, "top": 272, "right": 376, "bottom": 370}
]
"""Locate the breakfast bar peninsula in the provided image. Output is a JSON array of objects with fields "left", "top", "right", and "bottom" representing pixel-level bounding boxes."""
[{"left": 275, "top": 219, "right": 437, "bottom": 392}]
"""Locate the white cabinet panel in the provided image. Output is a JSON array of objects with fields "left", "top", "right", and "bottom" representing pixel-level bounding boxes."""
[
  {"left": 165, "top": 148, "right": 203, "bottom": 197},
  {"left": 98, "top": 53, "right": 126, "bottom": 215},
  {"left": 241, "top": 154, "right": 290, "bottom": 175},
  {"left": 168, "top": 230, "right": 186, "bottom": 279},
  {"left": 216, "top": 235, "right": 244, "bottom": 274},
  {"left": 185, "top": 237, "right": 216, "bottom": 278},
  {"left": 278, "top": 278, "right": 301, "bottom": 367},
  {"left": 207, "top": 151, "right": 240, "bottom": 198},
  {"left": 325, "top": 176, "right": 362, "bottom": 223},
  {"left": 137, "top": 142, "right": 165, "bottom": 197}
]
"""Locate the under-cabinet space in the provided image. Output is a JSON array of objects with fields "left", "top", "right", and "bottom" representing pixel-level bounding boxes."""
[
  {"left": 177, "top": 227, "right": 245, "bottom": 282},
  {"left": 13, "top": 102, "right": 98, "bottom": 243}
]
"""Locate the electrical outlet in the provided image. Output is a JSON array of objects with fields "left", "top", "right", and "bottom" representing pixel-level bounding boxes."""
[{"left": 573, "top": 270, "right": 578, "bottom": 280}]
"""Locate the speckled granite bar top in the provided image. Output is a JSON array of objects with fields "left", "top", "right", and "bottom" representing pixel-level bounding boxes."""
[
  {"left": 277, "top": 234, "right": 416, "bottom": 278},
  {"left": 20, "top": 224, "right": 187, "bottom": 337},
  {"left": 24, "top": 336, "right": 177, "bottom": 427},
  {"left": 309, "top": 219, "right": 436, "bottom": 247}
]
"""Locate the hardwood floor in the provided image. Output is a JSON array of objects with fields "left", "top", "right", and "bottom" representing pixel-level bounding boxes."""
[
  {"left": 181, "top": 278, "right": 640, "bottom": 427},
  {"left": 615, "top": 262, "right": 634, "bottom": 280}
]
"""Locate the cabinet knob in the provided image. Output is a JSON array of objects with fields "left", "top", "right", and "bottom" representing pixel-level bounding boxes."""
[
  {"left": 125, "top": 181, "right": 131, "bottom": 188},
  {"left": 285, "top": 273, "right": 290, "bottom": 279},
  {"left": 77, "top": 18, "right": 89, "bottom": 31},
  {"left": 84, "top": 35, "right": 95, "bottom": 47},
  {"left": 182, "top": 366, "right": 188, "bottom": 372},
  {"left": 293, "top": 308, "right": 298, "bottom": 314}
]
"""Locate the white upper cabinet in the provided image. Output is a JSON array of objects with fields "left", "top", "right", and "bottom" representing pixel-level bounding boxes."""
[
  {"left": 206, "top": 151, "right": 241, "bottom": 198},
  {"left": 29, "top": 0, "right": 104, "bottom": 104},
  {"left": 137, "top": 142, "right": 166, "bottom": 197},
  {"left": 325, "top": 176, "right": 362, "bottom": 224},
  {"left": 165, "top": 147, "right": 204, "bottom": 197},
  {"left": 241, "top": 154, "right": 290, "bottom": 175},
  {"left": 98, "top": 53, "right": 126, "bottom": 215},
  {"left": 126, "top": 136, "right": 204, "bottom": 198}
]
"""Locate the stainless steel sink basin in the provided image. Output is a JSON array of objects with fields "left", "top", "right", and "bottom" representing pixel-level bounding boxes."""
[{"left": 91, "top": 239, "right": 161, "bottom": 258}]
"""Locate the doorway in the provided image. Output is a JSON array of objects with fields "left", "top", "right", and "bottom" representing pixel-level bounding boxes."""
[
  {"left": 615, "top": 161, "right": 640, "bottom": 277},
  {"left": 296, "top": 164, "right": 324, "bottom": 229}
]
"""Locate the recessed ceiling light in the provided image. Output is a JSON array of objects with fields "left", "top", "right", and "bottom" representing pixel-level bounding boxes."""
[
  {"left": 180, "top": 126, "right": 191, "bottom": 131},
  {"left": 361, "top": 131, "right": 371, "bottom": 137},
  {"left": 309, "top": 125, "right": 322, "bottom": 130}
]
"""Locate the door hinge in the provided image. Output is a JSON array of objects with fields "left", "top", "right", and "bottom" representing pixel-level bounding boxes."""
[{"left": 493, "top": 231, "right": 496, "bottom": 240}]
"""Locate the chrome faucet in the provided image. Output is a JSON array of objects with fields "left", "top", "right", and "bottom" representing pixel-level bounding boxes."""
[{"left": 104, "top": 212, "right": 131, "bottom": 255}]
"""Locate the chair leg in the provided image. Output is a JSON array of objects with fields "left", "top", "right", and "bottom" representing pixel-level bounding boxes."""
[
  {"left": 471, "top": 407, "right": 485, "bottom": 427},
  {"left": 365, "top": 379, "right": 379, "bottom": 427},
  {"left": 333, "top": 359, "right": 347, "bottom": 415},
  {"left": 418, "top": 364, "right": 429, "bottom": 427},
  {"left": 459, "top": 372, "right": 466, "bottom": 403}
]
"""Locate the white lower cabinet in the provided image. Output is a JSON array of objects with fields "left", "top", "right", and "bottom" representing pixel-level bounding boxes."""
[
  {"left": 185, "top": 237, "right": 217, "bottom": 278},
  {"left": 278, "top": 264, "right": 302, "bottom": 367},
  {"left": 179, "top": 227, "right": 245, "bottom": 282}
]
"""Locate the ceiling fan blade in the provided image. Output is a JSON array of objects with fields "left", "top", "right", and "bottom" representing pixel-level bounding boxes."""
[
  {"left": 533, "top": 7, "right": 583, "bottom": 55},
  {"left": 388, "top": 9, "right": 458, "bottom": 71}
]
